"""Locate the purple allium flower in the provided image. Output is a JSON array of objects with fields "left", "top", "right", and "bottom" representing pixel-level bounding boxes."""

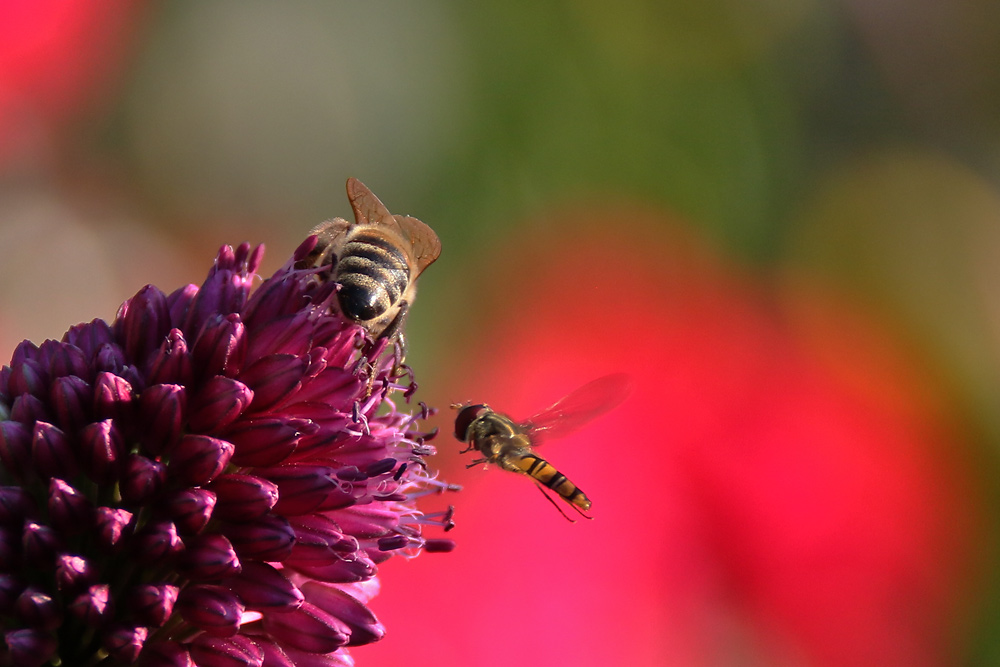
[{"left": 0, "top": 236, "right": 454, "bottom": 666}]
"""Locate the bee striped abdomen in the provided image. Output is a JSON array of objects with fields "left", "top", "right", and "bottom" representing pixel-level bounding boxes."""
[
  {"left": 516, "top": 453, "right": 592, "bottom": 511},
  {"left": 336, "top": 231, "right": 411, "bottom": 322}
]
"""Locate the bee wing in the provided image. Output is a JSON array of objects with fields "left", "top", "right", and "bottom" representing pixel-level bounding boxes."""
[
  {"left": 522, "top": 373, "right": 632, "bottom": 443},
  {"left": 346, "top": 178, "right": 441, "bottom": 276},
  {"left": 392, "top": 214, "right": 442, "bottom": 276}
]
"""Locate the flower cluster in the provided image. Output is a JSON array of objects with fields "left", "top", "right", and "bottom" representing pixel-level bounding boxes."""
[{"left": 0, "top": 238, "right": 453, "bottom": 666}]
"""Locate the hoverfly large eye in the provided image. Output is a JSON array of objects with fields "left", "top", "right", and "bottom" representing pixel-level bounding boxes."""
[{"left": 453, "top": 405, "right": 488, "bottom": 440}]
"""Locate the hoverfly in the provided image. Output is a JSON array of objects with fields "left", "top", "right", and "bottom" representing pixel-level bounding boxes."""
[{"left": 453, "top": 373, "right": 631, "bottom": 521}]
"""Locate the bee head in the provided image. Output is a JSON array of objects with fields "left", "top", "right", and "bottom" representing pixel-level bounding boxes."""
[{"left": 453, "top": 404, "right": 490, "bottom": 441}]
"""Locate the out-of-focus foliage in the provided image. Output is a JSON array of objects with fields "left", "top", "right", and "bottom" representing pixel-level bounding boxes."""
[{"left": 2, "top": 0, "right": 1000, "bottom": 664}]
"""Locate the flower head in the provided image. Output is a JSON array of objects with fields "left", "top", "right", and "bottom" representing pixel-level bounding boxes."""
[{"left": 0, "top": 236, "right": 453, "bottom": 666}]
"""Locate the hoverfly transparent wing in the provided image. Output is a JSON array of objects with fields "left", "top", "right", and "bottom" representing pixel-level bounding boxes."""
[{"left": 522, "top": 373, "right": 632, "bottom": 444}]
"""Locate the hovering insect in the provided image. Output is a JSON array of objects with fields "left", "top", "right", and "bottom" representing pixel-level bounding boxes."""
[
  {"left": 453, "top": 373, "right": 631, "bottom": 521},
  {"left": 299, "top": 177, "right": 441, "bottom": 345}
]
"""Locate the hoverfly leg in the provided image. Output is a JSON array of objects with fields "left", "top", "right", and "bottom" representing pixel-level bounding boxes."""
[
  {"left": 465, "top": 457, "right": 489, "bottom": 469},
  {"left": 532, "top": 482, "right": 577, "bottom": 523}
]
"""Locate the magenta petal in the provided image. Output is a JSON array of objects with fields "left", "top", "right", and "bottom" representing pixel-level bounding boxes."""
[
  {"left": 176, "top": 584, "right": 244, "bottom": 638},
  {"left": 262, "top": 601, "right": 350, "bottom": 653},
  {"left": 301, "top": 581, "right": 386, "bottom": 646},
  {"left": 285, "top": 553, "right": 376, "bottom": 584},
  {"left": 137, "top": 640, "right": 193, "bottom": 667},
  {"left": 5, "top": 628, "right": 57, "bottom": 667},
  {"left": 192, "top": 314, "right": 247, "bottom": 379},
  {"left": 225, "top": 417, "right": 302, "bottom": 467},
  {"left": 225, "top": 561, "right": 303, "bottom": 612},
  {"left": 128, "top": 584, "right": 180, "bottom": 628},
  {"left": 138, "top": 384, "right": 186, "bottom": 455},
  {"left": 147, "top": 329, "right": 193, "bottom": 387},
  {"left": 164, "top": 488, "right": 217, "bottom": 535},
  {"left": 178, "top": 534, "right": 241, "bottom": 581},
  {"left": 169, "top": 434, "right": 235, "bottom": 486},
  {"left": 189, "top": 634, "right": 264, "bottom": 667},
  {"left": 219, "top": 515, "right": 295, "bottom": 561},
  {"left": 188, "top": 377, "right": 253, "bottom": 433},
  {"left": 239, "top": 354, "right": 306, "bottom": 411},
  {"left": 32, "top": 421, "right": 77, "bottom": 480},
  {"left": 79, "top": 419, "right": 125, "bottom": 484},
  {"left": 257, "top": 465, "right": 343, "bottom": 516},
  {"left": 209, "top": 474, "right": 278, "bottom": 521}
]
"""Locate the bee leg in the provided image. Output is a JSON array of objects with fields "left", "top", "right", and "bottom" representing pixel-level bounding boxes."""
[{"left": 378, "top": 301, "right": 410, "bottom": 347}]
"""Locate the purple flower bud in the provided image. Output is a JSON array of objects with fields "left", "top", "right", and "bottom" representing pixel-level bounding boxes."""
[
  {"left": 47, "top": 342, "right": 89, "bottom": 380},
  {"left": 176, "top": 584, "right": 244, "bottom": 638},
  {"left": 0, "top": 527, "right": 19, "bottom": 569},
  {"left": 128, "top": 584, "right": 180, "bottom": 627},
  {"left": 188, "top": 377, "right": 253, "bottom": 433},
  {"left": 134, "top": 520, "right": 183, "bottom": 565},
  {"left": 94, "top": 342, "right": 127, "bottom": 375},
  {"left": 95, "top": 507, "right": 134, "bottom": 549},
  {"left": 224, "top": 417, "right": 303, "bottom": 467},
  {"left": 286, "top": 552, "right": 376, "bottom": 584},
  {"left": 137, "top": 640, "right": 194, "bottom": 667},
  {"left": 8, "top": 358, "right": 45, "bottom": 397},
  {"left": 48, "top": 479, "right": 93, "bottom": 534},
  {"left": 92, "top": 371, "right": 136, "bottom": 425},
  {"left": 301, "top": 581, "right": 386, "bottom": 646},
  {"left": 192, "top": 314, "right": 247, "bottom": 379},
  {"left": 121, "top": 285, "right": 171, "bottom": 366},
  {"left": 138, "top": 384, "right": 186, "bottom": 456},
  {"left": 22, "top": 522, "right": 61, "bottom": 562},
  {"left": 5, "top": 628, "right": 57, "bottom": 667},
  {"left": 147, "top": 329, "right": 193, "bottom": 387},
  {"left": 120, "top": 454, "right": 167, "bottom": 505},
  {"left": 0, "top": 486, "right": 35, "bottom": 526},
  {"left": 169, "top": 434, "right": 235, "bottom": 486},
  {"left": 225, "top": 562, "right": 303, "bottom": 612},
  {"left": 68, "top": 584, "right": 112, "bottom": 625},
  {"left": 55, "top": 554, "right": 96, "bottom": 592},
  {"left": 254, "top": 640, "right": 296, "bottom": 667},
  {"left": 238, "top": 354, "right": 306, "bottom": 411},
  {"left": 164, "top": 488, "right": 217, "bottom": 535},
  {"left": 0, "top": 574, "right": 22, "bottom": 614},
  {"left": 79, "top": 419, "right": 125, "bottom": 484},
  {"left": 178, "top": 534, "right": 241, "bottom": 581},
  {"left": 288, "top": 515, "right": 355, "bottom": 563},
  {"left": 189, "top": 634, "right": 264, "bottom": 667},
  {"left": 219, "top": 515, "right": 295, "bottom": 562},
  {"left": 32, "top": 421, "right": 77, "bottom": 480},
  {"left": 10, "top": 393, "right": 49, "bottom": 425},
  {"left": 262, "top": 601, "right": 350, "bottom": 653},
  {"left": 62, "top": 318, "right": 114, "bottom": 358},
  {"left": 167, "top": 283, "right": 200, "bottom": 331},
  {"left": 103, "top": 625, "right": 148, "bottom": 664},
  {"left": 49, "top": 375, "right": 91, "bottom": 433},
  {"left": 10, "top": 340, "right": 39, "bottom": 367},
  {"left": 209, "top": 474, "right": 278, "bottom": 521},
  {"left": 0, "top": 421, "right": 31, "bottom": 480},
  {"left": 258, "top": 464, "right": 344, "bottom": 516},
  {"left": 15, "top": 586, "right": 61, "bottom": 630}
]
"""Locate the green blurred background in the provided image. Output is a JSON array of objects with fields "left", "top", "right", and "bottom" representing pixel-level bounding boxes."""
[{"left": 2, "top": 1, "right": 1000, "bottom": 664}]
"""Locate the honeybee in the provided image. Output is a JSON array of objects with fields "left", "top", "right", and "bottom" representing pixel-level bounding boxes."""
[
  {"left": 301, "top": 177, "right": 441, "bottom": 344},
  {"left": 453, "top": 373, "right": 631, "bottom": 521}
]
